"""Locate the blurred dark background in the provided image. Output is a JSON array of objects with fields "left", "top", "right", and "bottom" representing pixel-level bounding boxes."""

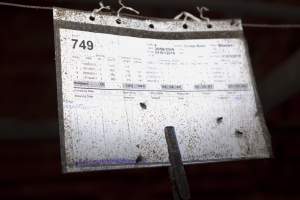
[{"left": 0, "top": 0, "right": 300, "bottom": 199}]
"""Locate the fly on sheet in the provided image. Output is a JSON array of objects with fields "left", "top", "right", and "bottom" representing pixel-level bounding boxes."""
[{"left": 53, "top": 7, "right": 272, "bottom": 173}]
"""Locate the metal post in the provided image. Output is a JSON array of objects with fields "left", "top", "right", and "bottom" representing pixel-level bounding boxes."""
[{"left": 164, "top": 126, "right": 191, "bottom": 200}]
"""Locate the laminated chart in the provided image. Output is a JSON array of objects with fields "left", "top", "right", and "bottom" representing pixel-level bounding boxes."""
[{"left": 54, "top": 8, "right": 272, "bottom": 172}]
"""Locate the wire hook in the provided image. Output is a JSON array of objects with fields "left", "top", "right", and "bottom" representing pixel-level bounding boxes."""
[
  {"left": 174, "top": 11, "right": 201, "bottom": 28},
  {"left": 116, "top": 0, "right": 140, "bottom": 22},
  {"left": 197, "top": 6, "right": 210, "bottom": 23},
  {"left": 90, "top": 1, "right": 110, "bottom": 20},
  {"left": 94, "top": 1, "right": 110, "bottom": 14},
  {"left": 174, "top": 11, "right": 201, "bottom": 22}
]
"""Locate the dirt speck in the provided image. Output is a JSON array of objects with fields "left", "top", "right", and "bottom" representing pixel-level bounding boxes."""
[
  {"left": 140, "top": 102, "right": 147, "bottom": 109},
  {"left": 216, "top": 117, "right": 223, "bottom": 124},
  {"left": 247, "top": 146, "right": 251, "bottom": 154},
  {"left": 135, "top": 154, "right": 143, "bottom": 164},
  {"left": 235, "top": 130, "right": 244, "bottom": 136}
]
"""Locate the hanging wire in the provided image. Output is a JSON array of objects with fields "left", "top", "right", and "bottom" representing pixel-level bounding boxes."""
[
  {"left": 243, "top": 23, "right": 300, "bottom": 29},
  {"left": 0, "top": 1, "right": 300, "bottom": 29},
  {"left": 0, "top": 2, "right": 52, "bottom": 10}
]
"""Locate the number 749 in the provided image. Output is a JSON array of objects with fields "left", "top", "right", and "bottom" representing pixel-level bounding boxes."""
[{"left": 71, "top": 39, "right": 94, "bottom": 50}]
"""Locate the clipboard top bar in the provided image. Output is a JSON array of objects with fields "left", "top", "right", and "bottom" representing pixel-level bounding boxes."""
[{"left": 53, "top": 7, "right": 243, "bottom": 33}]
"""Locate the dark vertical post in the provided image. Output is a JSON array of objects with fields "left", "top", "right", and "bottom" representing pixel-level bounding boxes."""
[{"left": 165, "top": 126, "right": 191, "bottom": 200}]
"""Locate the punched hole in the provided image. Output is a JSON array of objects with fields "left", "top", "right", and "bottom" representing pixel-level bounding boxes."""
[
  {"left": 89, "top": 16, "right": 95, "bottom": 21},
  {"left": 116, "top": 18, "right": 122, "bottom": 24},
  {"left": 149, "top": 24, "right": 154, "bottom": 29},
  {"left": 207, "top": 24, "right": 213, "bottom": 29},
  {"left": 183, "top": 23, "right": 188, "bottom": 29}
]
